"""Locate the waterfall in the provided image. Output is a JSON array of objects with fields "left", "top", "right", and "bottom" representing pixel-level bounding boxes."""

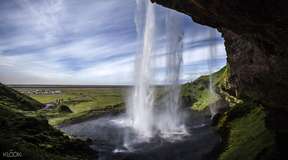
[
  {"left": 208, "top": 29, "right": 218, "bottom": 117},
  {"left": 127, "top": 0, "right": 156, "bottom": 139},
  {"left": 124, "top": 0, "right": 187, "bottom": 143},
  {"left": 156, "top": 10, "right": 187, "bottom": 138}
]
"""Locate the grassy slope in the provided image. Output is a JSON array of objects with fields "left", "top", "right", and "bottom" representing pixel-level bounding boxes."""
[
  {"left": 0, "top": 83, "right": 42, "bottom": 111},
  {"left": 181, "top": 67, "right": 226, "bottom": 111},
  {"left": 0, "top": 84, "right": 96, "bottom": 160},
  {"left": 181, "top": 66, "right": 275, "bottom": 160},
  {"left": 26, "top": 88, "right": 124, "bottom": 126}
]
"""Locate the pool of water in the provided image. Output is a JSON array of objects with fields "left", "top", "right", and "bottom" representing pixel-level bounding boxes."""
[{"left": 60, "top": 110, "right": 220, "bottom": 160}]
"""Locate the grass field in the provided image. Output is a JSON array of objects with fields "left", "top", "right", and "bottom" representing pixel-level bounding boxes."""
[{"left": 16, "top": 87, "right": 127, "bottom": 126}]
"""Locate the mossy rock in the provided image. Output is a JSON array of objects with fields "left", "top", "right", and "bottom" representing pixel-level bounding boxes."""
[{"left": 219, "top": 106, "right": 275, "bottom": 160}]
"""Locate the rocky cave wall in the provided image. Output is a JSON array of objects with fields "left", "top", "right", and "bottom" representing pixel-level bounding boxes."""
[{"left": 151, "top": 0, "right": 288, "bottom": 156}]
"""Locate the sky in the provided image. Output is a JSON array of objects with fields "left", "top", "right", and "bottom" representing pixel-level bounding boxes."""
[{"left": 0, "top": 0, "right": 226, "bottom": 85}]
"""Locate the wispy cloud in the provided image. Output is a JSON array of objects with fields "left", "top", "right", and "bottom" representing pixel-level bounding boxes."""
[
  {"left": 0, "top": 0, "right": 226, "bottom": 85},
  {"left": 16, "top": 0, "right": 65, "bottom": 41}
]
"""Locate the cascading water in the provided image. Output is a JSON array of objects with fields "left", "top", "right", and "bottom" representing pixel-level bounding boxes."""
[
  {"left": 156, "top": 10, "right": 187, "bottom": 138},
  {"left": 207, "top": 29, "right": 219, "bottom": 117},
  {"left": 125, "top": 0, "right": 187, "bottom": 142},
  {"left": 208, "top": 29, "right": 217, "bottom": 92},
  {"left": 127, "top": 0, "right": 156, "bottom": 139}
]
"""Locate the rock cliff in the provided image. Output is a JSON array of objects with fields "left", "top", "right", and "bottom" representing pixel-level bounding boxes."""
[{"left": 152, "top": 0, "right": 288, "bottom": 158}]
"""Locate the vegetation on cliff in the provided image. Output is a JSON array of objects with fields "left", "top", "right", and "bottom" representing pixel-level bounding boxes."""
[
  {"left": 215, "top": 66, "right": 277, "bottom": 160},
  {"left": 0, "top": 84, "right": 97, "bottom": 160},
  {"left": 218, "top": 104, "right": 275, "bottom": 160},
  {"left": 181, "top": 66, "right": 276, "bottom": 160},
  {"left": 181, "top": 67, "right": 226, "bottom": 111},
  {"left": 0, "top": 83, "right": 42, "bottom": 111}
]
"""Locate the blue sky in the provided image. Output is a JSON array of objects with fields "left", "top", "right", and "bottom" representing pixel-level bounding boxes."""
[{"left": 0, "top": 0, "right": 226, "bottom": 85}]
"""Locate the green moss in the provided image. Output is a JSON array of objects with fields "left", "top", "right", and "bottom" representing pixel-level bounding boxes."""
[
  {"left": 213, "top": 65, "right": 276, "bottom": 160},
  {"left": 219, "top": 106, "right": 275, "bottom": 160}
]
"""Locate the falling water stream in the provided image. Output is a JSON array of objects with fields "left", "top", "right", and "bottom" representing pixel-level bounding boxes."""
[
  {"left": 124, "top": 0, "right": 188, "bottom": 143},
  {"left": 207, "top": 29, "right": 219, "bottom": 117},
  {"left": 126, "top": 0, "right": 156, "bottom": 139},
  {"left": 155, "top": 8, "right": 187, "bottom": 139}
]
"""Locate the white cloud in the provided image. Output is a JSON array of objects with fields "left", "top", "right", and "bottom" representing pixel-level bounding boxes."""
[
  {"left": 17, "top": 0, "right": 65, "bottom": 41},
  {"left": 0, "top": 0, "right": 226, "bottom": 85}
]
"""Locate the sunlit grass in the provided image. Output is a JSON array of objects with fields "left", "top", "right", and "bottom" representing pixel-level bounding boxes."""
[
  {"left": 28, "top": 88, "right": 125, "bottom": 126},
  {"left": 181, "top": 66, "right": 226, "bottom": 111},
  {"left": 191, "top": 90, "right": 219, "bottom": 111},
  {"left": 31, "top": 94, "right": 76, "bottom": 104}
]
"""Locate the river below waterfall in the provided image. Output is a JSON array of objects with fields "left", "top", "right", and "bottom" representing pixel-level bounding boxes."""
[{"left": 60, "top": 110, "right": 221, "bottom": 160}]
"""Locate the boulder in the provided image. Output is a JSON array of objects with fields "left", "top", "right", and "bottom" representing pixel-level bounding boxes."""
[{"left": 57, "top": 105, "right": 72, "bottom": 113}]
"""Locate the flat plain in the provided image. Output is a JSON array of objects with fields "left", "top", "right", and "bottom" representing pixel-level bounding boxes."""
[{"left": 13, "top": 86, "right": 128, "bottom": 126}]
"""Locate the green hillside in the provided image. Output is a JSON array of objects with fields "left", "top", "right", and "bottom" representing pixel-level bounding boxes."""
[
  {"left": 181, "top": 66, "right": 276, "bottom": 159},
  {"left": 0, "top": 83, "right": 42, "bottom": 111},
  {"left": 181, "top": 66, "right": 227, "bottom": 111},
  {"left": 0, "top": 84, "right": 97, "bottom": 160}
]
